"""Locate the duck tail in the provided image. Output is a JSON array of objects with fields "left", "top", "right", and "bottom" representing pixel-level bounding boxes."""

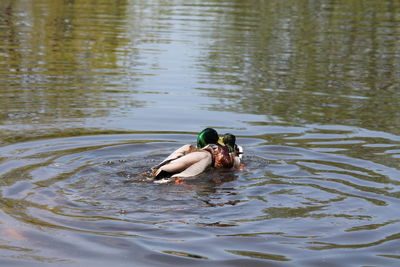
[{"left": 237, "top": 145, "right": 243, "bottom": 159}]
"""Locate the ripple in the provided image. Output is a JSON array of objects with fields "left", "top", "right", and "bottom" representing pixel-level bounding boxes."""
[{"left": 0, "top": 131, "right": 399, "bottom": 266}]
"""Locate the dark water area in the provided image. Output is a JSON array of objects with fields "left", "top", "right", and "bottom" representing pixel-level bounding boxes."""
[{"left": 1, "top": 0, "right": 400, "bottom": 266}]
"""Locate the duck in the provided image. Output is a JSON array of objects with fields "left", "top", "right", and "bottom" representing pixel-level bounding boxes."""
[
  {"left": 150, "top": 128, "right": 243, "bottom": 181},
  {"left": 219, "top": 133, "right": 243, "bottom": 168}
]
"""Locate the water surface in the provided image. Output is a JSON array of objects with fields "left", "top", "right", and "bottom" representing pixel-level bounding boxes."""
[{"left": 1, "top": 0, "right": 400, "bottom": 266}]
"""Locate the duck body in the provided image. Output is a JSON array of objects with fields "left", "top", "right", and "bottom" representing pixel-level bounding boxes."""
[{"left": 203, "top": 144, "right": 235, "bottom": 168}]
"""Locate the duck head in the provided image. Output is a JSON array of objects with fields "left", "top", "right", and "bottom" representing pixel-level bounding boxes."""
[
  {"left": 197, "top": 128, "right": 219, "bottom": 149},
  {"left": 220, "top": 133, "right": 237, "bottom": 153}
]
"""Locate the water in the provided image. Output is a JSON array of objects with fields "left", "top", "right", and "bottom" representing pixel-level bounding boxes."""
[{"left": 1, "top": 0, "right": 400, "bottom": 266}]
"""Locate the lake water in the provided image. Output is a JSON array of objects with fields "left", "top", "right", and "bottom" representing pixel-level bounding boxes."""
[{"left": 1, "top": 0, "right": 400, "bottom": 266}]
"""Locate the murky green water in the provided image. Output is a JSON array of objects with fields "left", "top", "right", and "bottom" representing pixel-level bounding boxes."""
[{"left": 1, "top": 0, "right": 400, "bottom": 266}]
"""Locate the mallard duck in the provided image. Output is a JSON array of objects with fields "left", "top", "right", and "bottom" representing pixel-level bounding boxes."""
[
  {"left": 151, "top": 128, "right": 243, "bottom": 181},
  {"left": 219, "top": 133, "right": 243, "bottom": 168}
]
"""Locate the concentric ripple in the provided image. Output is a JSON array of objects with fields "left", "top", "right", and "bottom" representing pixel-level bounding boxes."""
[{"left": 0, "top": 129, "right": 399, "bottom": 266}]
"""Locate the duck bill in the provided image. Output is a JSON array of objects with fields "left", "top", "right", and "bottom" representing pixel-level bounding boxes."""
[{"left": 218, "top": 136, "right": 224, "bottom": 146}]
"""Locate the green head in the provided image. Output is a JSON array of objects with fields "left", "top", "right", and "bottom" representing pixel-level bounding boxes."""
[
  {"left": 197, "top": 128, "right": 219, "bottom": 149},
  {"left": 222, "top": 133, "right": 237, "bottom": 153}
]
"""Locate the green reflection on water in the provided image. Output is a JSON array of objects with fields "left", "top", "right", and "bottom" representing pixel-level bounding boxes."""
[
  {"left": 227, "top": 249, "right": 291, "bottom": 261},
  {"left": 0, "top": 0, "right": 146, "bottom": 144},
  {"left": 162, "top": 250, "right": 208, "bottom": 260},
  {"left": 1, "top": 0, "right": 399, "bottom": 144},
  {"left": 197, "top": 0, "right": 400, "bottom": 133}
]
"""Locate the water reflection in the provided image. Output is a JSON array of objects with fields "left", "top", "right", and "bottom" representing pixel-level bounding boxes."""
[
  {"left": 0, "top": 0, "right": 149, "bottom": 144},
  {"left": 1, "top": 0, "right": 400, "bottom": 142},
  {"left": 197, "top": 0, "right": 400, "bottom": 133}
]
